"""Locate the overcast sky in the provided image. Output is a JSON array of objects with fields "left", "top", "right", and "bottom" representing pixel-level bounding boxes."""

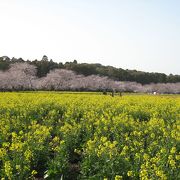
[{"left": 0, "top": 0, "right": 180, "bottom": 75}]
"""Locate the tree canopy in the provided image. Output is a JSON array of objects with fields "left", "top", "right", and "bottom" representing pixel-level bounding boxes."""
[{"left": 0, "top": 56, "right": 179, "bottom": 84}]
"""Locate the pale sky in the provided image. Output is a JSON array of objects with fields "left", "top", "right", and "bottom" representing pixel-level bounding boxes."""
[{"left": 0, "top": 0, "right": 180, "bottom": 75}]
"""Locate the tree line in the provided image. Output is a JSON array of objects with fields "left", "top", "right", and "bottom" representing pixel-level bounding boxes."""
[
  {"left": 0, "top": 55, "right": 180, "bottom": 84},
  {"left": 0, "top": 61, "right": 179, "bottom": 94}
]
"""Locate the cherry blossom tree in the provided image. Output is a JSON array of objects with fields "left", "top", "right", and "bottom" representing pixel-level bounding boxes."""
[
  {"left": 8, "top": 63, "right": 37, "bottom": 90},
  {"left": 40, "top": 69, "right": 76, "bottom": 90},
  {"left": 0, "top": 64, "right": 180, "bottom": 93}
]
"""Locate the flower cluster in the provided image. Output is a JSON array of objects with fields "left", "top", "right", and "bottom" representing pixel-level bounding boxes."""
[{"left": 0, "top": 92, "right": 179, "bottom": 179}]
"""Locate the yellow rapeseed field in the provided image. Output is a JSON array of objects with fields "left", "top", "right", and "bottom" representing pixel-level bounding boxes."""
[{"left": 0, "top": 92, "right": 179, "bottom": 179}]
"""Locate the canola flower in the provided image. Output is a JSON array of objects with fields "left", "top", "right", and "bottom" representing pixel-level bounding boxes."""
[{"left": 0, "top": 92, "right": 179, "bottom": 179}]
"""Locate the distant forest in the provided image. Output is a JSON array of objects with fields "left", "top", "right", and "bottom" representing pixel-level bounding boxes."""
[{"left": 0, "top": 55, "right": 180, "bottom": 84}]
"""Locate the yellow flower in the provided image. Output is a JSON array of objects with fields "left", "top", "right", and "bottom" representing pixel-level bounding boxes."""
[
  {"left": 15, "top": 165, "right": 21, "bottom": 171},
  {"left": 101, "top": 137, "right": 108, "bottom": 143},
  {"left": 0, "top": 148, "right": 6, "bottom": 158},
  {"left": 160, "top": 148, "right": 166, "bottom": 154},
  {"left": 169, "top": 160, "right": 176, "bottom": 168},
  {"left": 4, "top": 161, "right": 12, "bottom": 178},
  {"left": 175, "top": 155, "right": 180, "bottom": 160},
  {"left": 143, "top": 153, "right": 149, "bottom": 161},
  {"left": 140, "top": 169, "right": 148, "bottom": 178},
  {"left": 31, "top": 170, "right": 37, "bottom": 175},
  {"left": 127, "top": 171, "right": 133, "bottom": 177},
  {"left": 170, "top": 147, "right": 176, "bottom": 154},
  {"left": 24, "top": 149, "right": 32, "bottom": 161},
  {"left": 115, "top": 175, "right": 123, "bottom": 180}
]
